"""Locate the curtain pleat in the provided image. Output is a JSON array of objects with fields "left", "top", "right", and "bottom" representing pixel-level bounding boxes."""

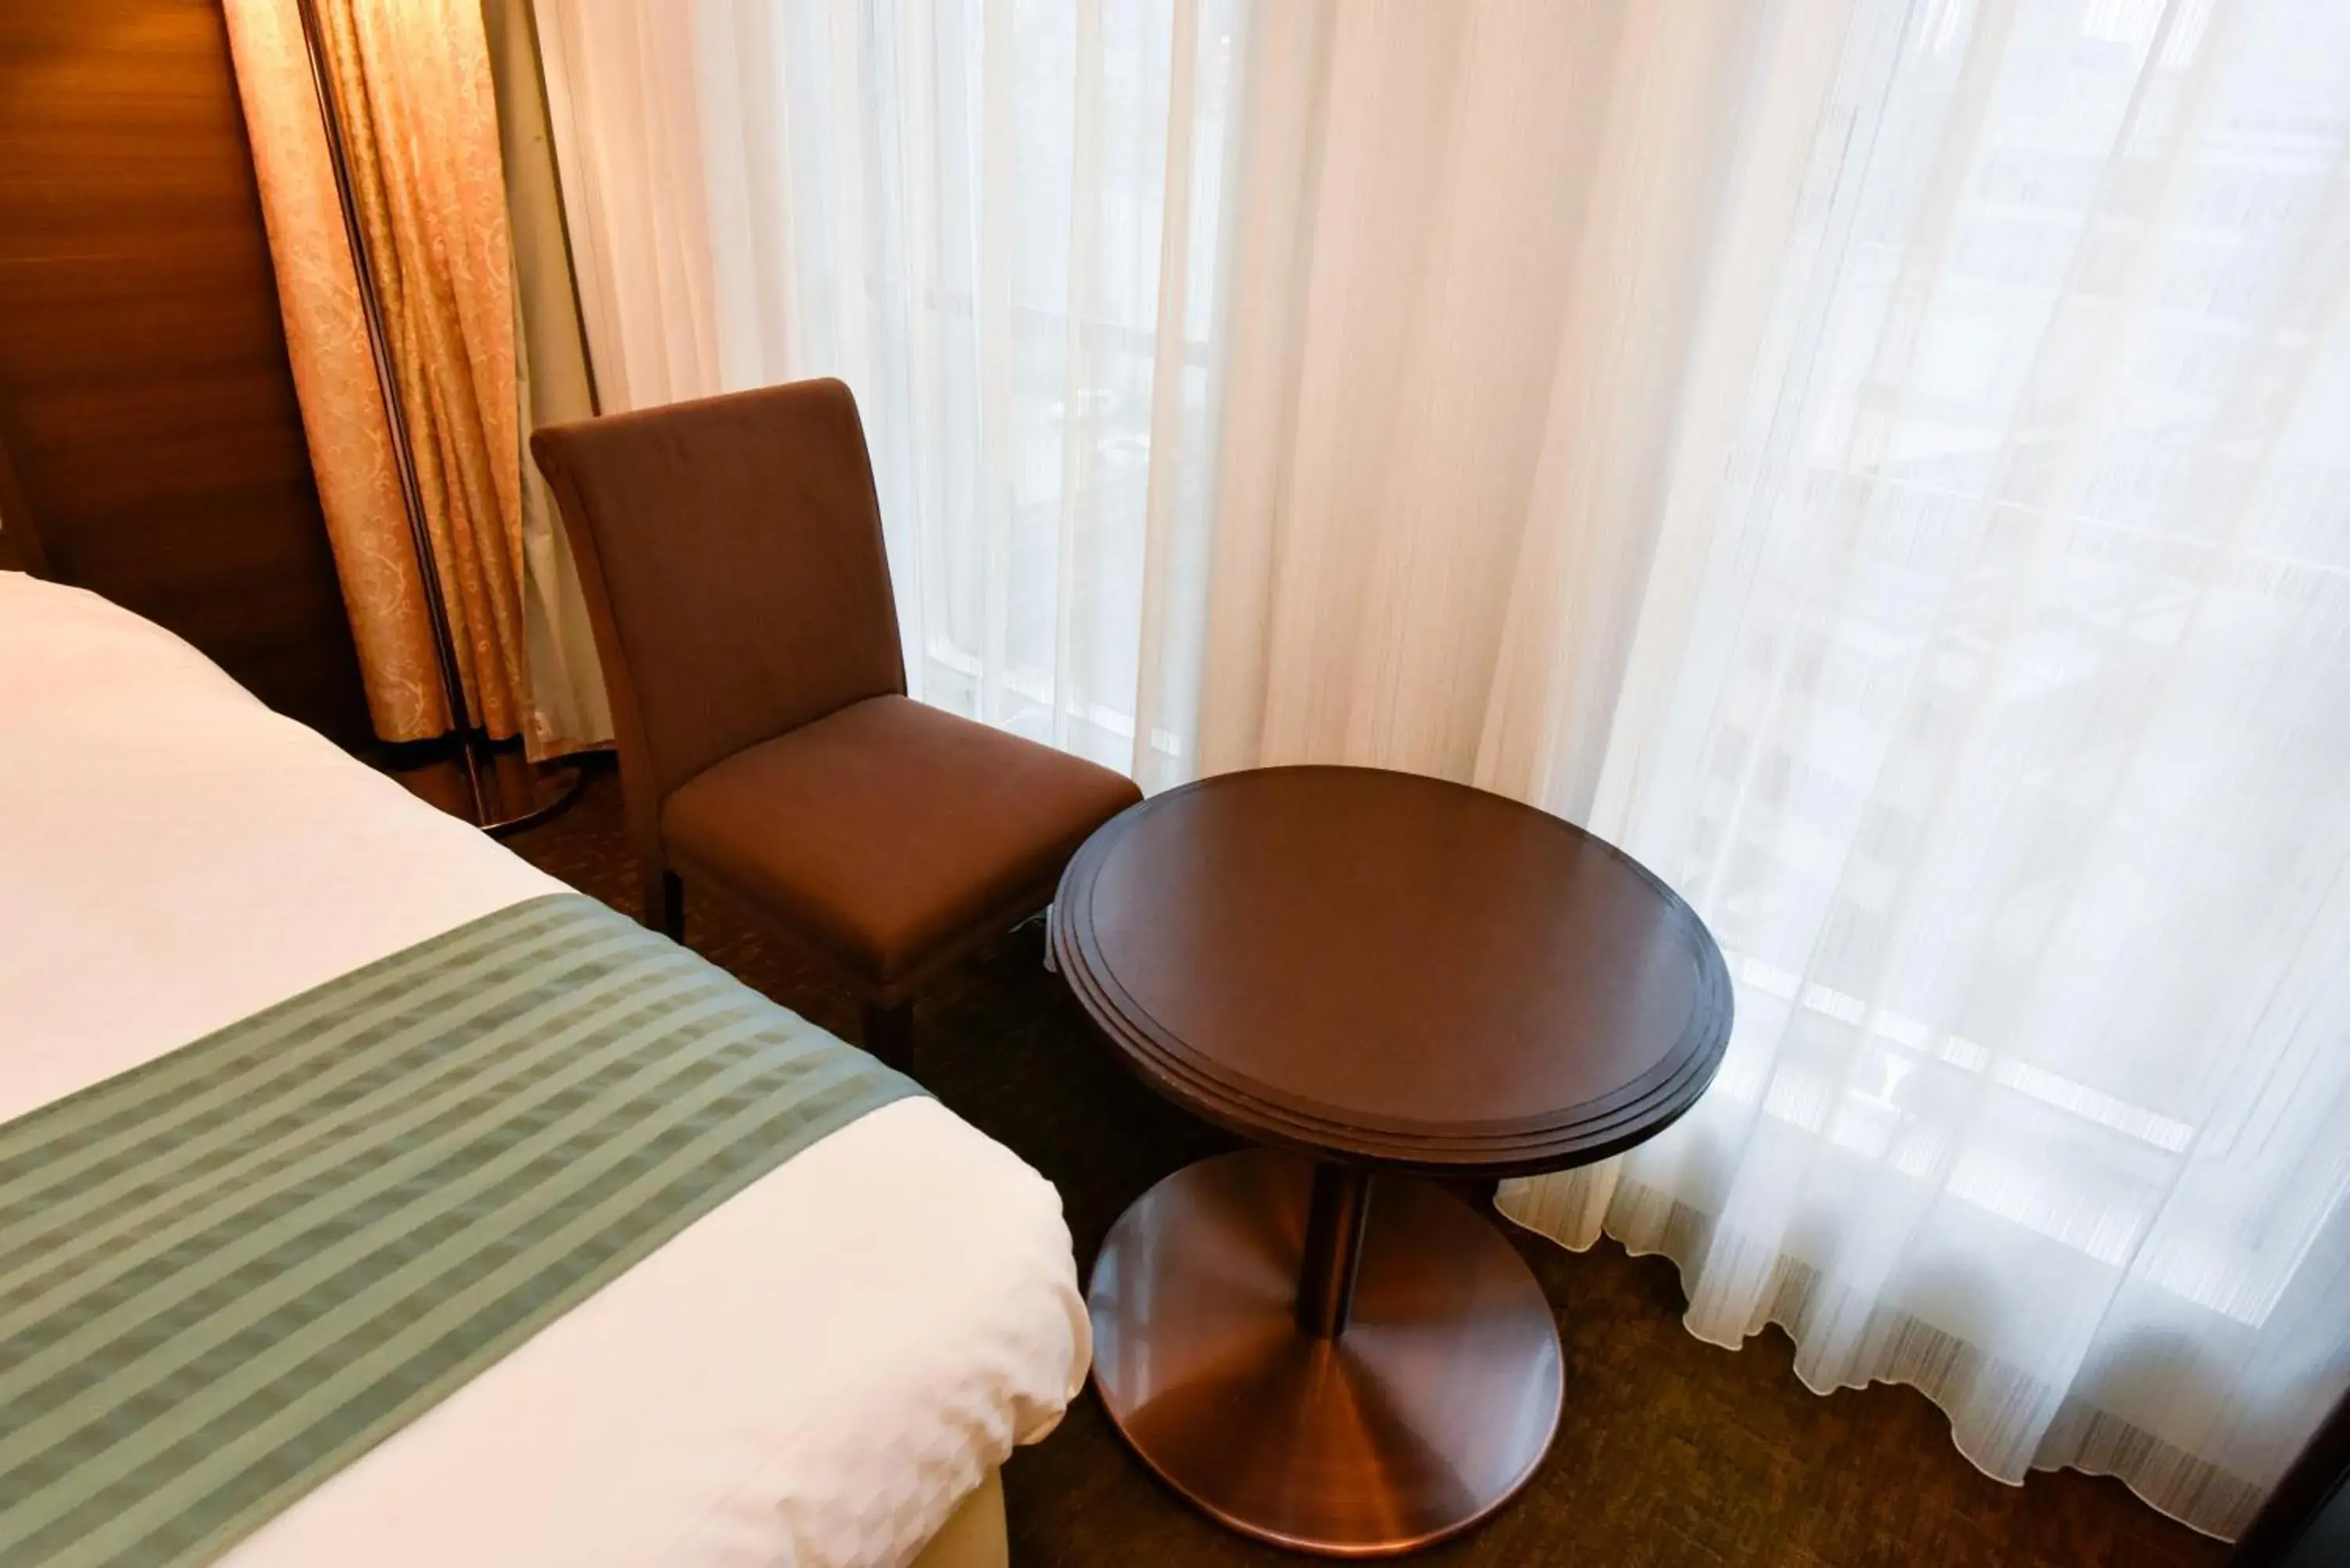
[
  {"left": 480, "top": 0, "right": 614, "bottom": 759},
  {"left": 316, "top": 0, "right": 530, "bottom": 739},
  {"left": 222, "top": 0, "right": 448, "bottom": 741},
  {"left": 1196, "top": 0, "right": 1770, "bottom": 812}
]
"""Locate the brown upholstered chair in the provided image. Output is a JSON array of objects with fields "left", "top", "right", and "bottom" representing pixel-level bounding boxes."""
[{"left": 530, "top": 378, "right": 1141, "bottom": 1070}]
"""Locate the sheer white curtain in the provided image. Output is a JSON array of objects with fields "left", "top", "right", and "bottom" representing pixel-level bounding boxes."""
[
  {"left": 1195, "top": 1, "right": 1833, "bottom": 815},
  {"left": 533, "top": 0, "right": 2348, "bottom": 1538},
  {"left": 533, "top": 0, "right": 1241, "bottom": 788},
  {"left": 1488, "top": 0, "right": 2350, "bottom": 1537}
]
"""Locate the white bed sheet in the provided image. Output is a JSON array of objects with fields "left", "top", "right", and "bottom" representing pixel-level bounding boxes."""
[{"left": 0, "top": 574, "right": 1088, "bottom": 1568}]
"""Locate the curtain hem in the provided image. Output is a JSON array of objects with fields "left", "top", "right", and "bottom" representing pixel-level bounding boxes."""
[{"left": 1494, "top": 1177, "right": 2262, "bottom": 1542}]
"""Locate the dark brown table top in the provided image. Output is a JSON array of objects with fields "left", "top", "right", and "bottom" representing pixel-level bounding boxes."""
[{"left": 1051, "top": 765, "right": 1732, "bottom": 1176}]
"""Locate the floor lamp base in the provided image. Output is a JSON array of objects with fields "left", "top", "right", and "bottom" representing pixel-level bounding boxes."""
[{"left": 389, "top": 741, "right": 592, "bottom": 838}]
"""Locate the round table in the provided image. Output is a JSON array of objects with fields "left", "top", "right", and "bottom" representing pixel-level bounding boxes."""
[{"left": 1050, "top": 765, "right": 1732, "bottom": 1557}]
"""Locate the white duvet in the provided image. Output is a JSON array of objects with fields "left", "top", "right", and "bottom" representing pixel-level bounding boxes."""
[{"left": 0, "top": 573, "right": 1088, "bottom": 1568}]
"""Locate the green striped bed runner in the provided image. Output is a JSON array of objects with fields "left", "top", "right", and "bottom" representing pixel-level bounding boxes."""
[{"left": 0, "top": 893, "right": 920, "bottom": 1568}]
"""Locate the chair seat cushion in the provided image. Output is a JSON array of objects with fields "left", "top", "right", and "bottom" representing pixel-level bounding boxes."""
[{"left": 662, "top": 695, "right": 1142, "bottom": 985}]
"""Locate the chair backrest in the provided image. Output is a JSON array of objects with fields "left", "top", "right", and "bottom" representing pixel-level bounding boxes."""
[{"left": 530, "top": 378, "right": 906, "bottom": 809}]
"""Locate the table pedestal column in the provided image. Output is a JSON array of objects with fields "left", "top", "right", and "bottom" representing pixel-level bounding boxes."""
[
  {"left": 1295, "top": 1162, "right": 1372, "bottom": 1339},
  {"left": 1087, "top": 1149, "right": 1564, "bottom": 1557}
]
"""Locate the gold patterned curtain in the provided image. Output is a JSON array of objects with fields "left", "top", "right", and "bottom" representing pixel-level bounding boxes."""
[{"left": 222, "top": 0, "right": 527, "bottom": 743}]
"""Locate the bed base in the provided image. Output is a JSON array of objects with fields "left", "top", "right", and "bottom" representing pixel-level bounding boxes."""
[{"left": 909, "top": 1468, "right": 1007, "bottom": 1568}]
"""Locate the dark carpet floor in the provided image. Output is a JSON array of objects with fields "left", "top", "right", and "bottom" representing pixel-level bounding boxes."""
[{"left": 506, "top": 769, "right": 2230, "bottom": 1568}]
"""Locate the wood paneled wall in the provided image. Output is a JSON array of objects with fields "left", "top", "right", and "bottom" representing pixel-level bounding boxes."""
[{"left": 0, "top": 0, "right": 372, "bottom": 746}]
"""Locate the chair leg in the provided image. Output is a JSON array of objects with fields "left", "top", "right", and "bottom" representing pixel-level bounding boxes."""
[
  {"left": 862, "top": 996, "right": 913, "bottom": 1074},
  {"left": 644, "top": 867, "right": 684, "bottom": 941}
]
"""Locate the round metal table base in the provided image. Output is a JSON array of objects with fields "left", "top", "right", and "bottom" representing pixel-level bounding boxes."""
[{"left": 1087, "top": 1151, "right": 1564, "bottom": 1557}]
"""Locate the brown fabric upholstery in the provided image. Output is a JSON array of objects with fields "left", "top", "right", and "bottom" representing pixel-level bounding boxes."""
[
  {"left": 664, "top": 695, "right": 1141, "bottom": 985},
  {"left": 530, "top": 377, "right": 1144, "bottom": 1022},
  {"left": 530, "top": 379, "right": 906, "bottom": 804}
]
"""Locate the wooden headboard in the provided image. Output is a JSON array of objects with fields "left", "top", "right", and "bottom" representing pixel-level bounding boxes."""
[{"left": 0, "top": 0, "right": 370, "bottom": 746}]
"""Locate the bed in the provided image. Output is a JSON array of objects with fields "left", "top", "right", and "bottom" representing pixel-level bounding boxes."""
[{"left": 0, "top": 572, "right": 1089, "bottom": 1568}]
